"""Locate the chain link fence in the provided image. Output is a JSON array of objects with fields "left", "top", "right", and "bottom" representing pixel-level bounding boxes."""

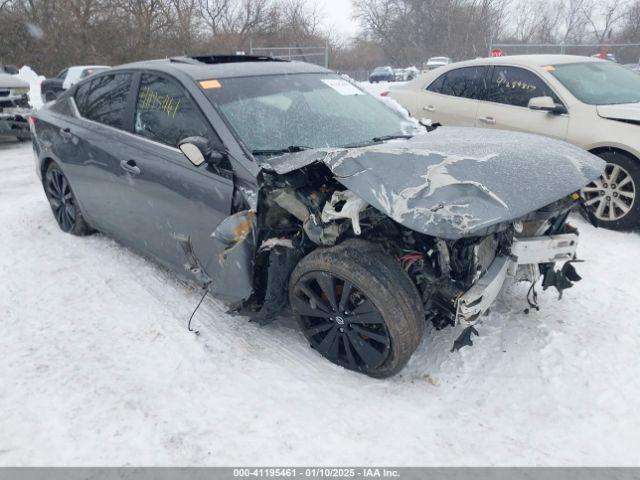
[{"left": 489, "top": 43, "right": 640, "bottom": 66}]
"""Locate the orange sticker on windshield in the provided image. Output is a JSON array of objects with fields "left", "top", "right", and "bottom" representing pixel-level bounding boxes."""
[
  {"left": 199, "top": 79, "right": 222, "bottom": 89},
  {"left": 542, "top": 65, "right": 556, "bottom": 71}
]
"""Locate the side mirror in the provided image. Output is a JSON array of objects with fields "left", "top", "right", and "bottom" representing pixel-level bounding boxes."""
[
  {"left": 528, "top": 96, "right": 567, "bottom": 115},
  {"left": 178, "top": 136, "right": 226, "bottom": 167}
]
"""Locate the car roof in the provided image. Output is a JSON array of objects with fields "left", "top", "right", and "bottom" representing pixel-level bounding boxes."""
[
  {"left": 68, "top": 65, "right": 109, "bottom": 70},
  {"left": 117, "top": 56, "right": 331, "bottom": 81},
  {"left": 451, "top": 54, "right": 602, "bottom": 68}
]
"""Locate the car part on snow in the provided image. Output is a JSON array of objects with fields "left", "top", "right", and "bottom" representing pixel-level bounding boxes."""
[
  {"left": 541, "top": 261, "right": 583, "bottom": 299},
  {"left": 451, "top": 325, "right": 479, "bottom": 352}
]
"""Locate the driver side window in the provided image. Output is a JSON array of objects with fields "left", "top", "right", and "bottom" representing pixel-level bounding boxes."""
[
  {"left": 134, "top": 74, "right": 220, "bottom": 152},
  {"left": 487, "top": 66, "right": 561, "bottom": 108}
]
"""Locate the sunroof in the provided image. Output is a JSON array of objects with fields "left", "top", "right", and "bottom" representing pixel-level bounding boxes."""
[{"left": 170, "top": 55, "right": 288, "bottom": 65}]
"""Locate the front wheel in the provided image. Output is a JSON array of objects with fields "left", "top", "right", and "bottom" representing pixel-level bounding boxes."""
[
  {"left": 289, "top": 240, "right": 425, "bottom": 378},
  {"left": 582, "top": 150, "right": 640, "bottom": 230}
]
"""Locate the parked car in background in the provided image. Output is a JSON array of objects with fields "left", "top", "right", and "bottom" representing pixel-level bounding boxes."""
[
  {"left": 391, "top": 55, "right": 640, "bottom": 230},
  {"left": 369, "top": 66, "right": 395, "bottom": 83},
  {"left": 394, "top": 66, "right": 420, "bottom": 81},
  {"left": 41, "top": 65, "right": 110, "bottom": 102},
  {"left": 423, "top": 56, "right": 452, "bottom": 71},
  {"left": 0, "top": 72, "right": 31, "bottom": 141},
  {"left": 30, "top": 55, "right": 602, "bottom": 377}
]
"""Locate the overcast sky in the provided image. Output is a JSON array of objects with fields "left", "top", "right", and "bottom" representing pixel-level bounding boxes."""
[{"left": 317, "top": 0, "right": 361, "bottom": 39}]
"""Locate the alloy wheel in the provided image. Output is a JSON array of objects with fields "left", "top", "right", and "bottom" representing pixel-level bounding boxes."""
[
  {"left": 45, "top": 168, "right": 77, "bottom": 232},
  {"left": 292, "top": 272, "right": 391, "bottom": 372},
  {"left": 582, "top": 163, "right": 636, "bottom": 222}
]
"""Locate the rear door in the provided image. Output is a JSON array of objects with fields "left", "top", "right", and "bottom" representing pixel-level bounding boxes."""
[
  {"left": 476, "top": 65, "right": 569, "bottom": 140},
  {"left": 64, "top": 72, "right": 137, "bottom": 234},
  {"left": 413, "top": 66, "right": 488, "bottom": 126}
]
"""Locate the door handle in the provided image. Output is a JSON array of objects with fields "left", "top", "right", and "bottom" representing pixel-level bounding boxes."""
[
  {"left": 423, "top": 105, "right": 436, "bottom": 112},
  {"left": 479, "top": 116, "right": 496, "bottom": 125},
  {"left": 120, "top": 159, "right": 141, "bottom": 175},
  {"left": 59, "top": 128, "right": 73, "bottom": 140}
]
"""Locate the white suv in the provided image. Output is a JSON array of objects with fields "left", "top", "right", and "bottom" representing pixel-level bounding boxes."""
[{"left": 390, "top": 55, "right": 640, "bottom": 229}]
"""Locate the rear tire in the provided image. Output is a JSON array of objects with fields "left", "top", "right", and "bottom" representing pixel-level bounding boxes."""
[
  {"left": 582, "top": 150, "right": 640, "bottom": 230},
  {"left": 289, "top": 239, "right": 425, "bottom": 378},
  {"left": 43, "top": 162, "right": 92, "bottom": 236}
]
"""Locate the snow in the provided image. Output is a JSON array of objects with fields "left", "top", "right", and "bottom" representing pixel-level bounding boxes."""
[
  {"left": 2, "top": 139, "right": 640, "bottom": 465},
  {"left": 17, "top": 66, "right": 45, "bottom": 110}
]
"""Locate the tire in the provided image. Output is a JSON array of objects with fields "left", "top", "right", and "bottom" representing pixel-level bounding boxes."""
[
  {"left": 289, "top": 239, "right": 425, "bottom": 378},
  {"left": 43, "top": 162, "right": 92, "bottom": 236},
  {"left": 582, "top": 150, "right": 640, "bottom": 230}
]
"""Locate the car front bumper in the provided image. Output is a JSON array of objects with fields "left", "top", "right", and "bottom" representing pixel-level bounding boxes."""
[
  {"left": 0, "top": 107, "right": 31, "bottom": 139},
  {"left": 456, "top": 233, "right": 579, "bottom": 325}
]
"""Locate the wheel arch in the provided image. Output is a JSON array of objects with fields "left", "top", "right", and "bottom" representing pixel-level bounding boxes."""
[
  {"left": 588, "top": 146, "right": 640, "bottom": 164},
  {"left": 40, "top": 157, "right": 56, "bottom": 181}
]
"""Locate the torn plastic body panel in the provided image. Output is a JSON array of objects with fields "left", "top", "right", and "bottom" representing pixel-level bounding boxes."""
[{"left": 207, "top": 210, "right": 257, "bottom": 304}]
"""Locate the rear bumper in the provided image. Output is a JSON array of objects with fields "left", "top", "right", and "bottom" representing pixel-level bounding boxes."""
[{"left": 456, "top": 233, "right": 578, "bottom": 325}]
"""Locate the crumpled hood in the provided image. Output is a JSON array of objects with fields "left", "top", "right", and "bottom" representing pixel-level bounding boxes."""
[
  {"left": 264, "top": 127, "right": 605, "bottom": 239},
  {"left": 597, "top": 103, "right": 640, "bottom": 123}
]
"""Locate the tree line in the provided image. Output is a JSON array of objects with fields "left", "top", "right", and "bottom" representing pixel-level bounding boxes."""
[
  {"left": 0, "top": 0, "right": 325, "bottom": 75},
  {"left": 1, "top": 0, "right": 640, "bottom": 77}
]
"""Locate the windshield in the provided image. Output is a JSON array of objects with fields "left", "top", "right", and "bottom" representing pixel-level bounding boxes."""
[
  {"left": 549, "top": 61, "right": 640, "bottom": 105},
  {"left": 204, "top": 73, "right": 417, "bottom": 153}
]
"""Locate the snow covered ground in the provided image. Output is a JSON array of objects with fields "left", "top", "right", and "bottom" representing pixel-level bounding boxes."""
[{"left": 2, "top": 131, "right": 640, "bottom": 465}]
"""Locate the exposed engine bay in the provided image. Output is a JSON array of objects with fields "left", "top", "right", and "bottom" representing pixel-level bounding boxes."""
[
  {"left": 219, "top": 160, "right": 585, "bottom": 335},
  {"left": 195, "top": 128, "right": 605, "bottom": 373}
]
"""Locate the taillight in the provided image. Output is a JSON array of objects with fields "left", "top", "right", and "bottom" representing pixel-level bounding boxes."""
[
  {"left": 28, "top": 116, "right": 37, "bottom": 126},
  {"left": 380, "top": 91, "right": 390, "bottom": 97}
]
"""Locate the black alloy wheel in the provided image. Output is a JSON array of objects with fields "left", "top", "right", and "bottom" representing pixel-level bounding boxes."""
[
  {"left": 292, "top": 271, "right": 391, "bottom": 372},
  {"left": 289, "top": 240, "right": 425, "bottom": 378},
  {"left": 44, "top": 163, "right": 91, "bottom": 235}
]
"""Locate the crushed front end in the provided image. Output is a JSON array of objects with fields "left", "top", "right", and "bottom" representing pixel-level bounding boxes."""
[{"left": 0, "top": 87, "right": 32, "bottom": 140}]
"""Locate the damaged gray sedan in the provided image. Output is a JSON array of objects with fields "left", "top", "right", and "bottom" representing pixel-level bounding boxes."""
[{"left": 31, "top": 56, "right": 605, "bottom": 377}]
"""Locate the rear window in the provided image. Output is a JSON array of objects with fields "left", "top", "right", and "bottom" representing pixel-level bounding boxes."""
[
  {"left": 75, "top": 73, "right": 132, "bottom": 129},
  {"left": 427, "top": 66, "right": 488, "bottom": 100}
]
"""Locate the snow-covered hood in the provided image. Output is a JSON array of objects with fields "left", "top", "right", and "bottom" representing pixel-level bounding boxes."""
[
  {"left": 0, "top": 73, "right": 29, "bottom": 89},
  {"left": 264, "top": 127, "right": 605, "bottom": 239},
  {"left": 597, "top": 103, "right": 640, "bottom": 123}
]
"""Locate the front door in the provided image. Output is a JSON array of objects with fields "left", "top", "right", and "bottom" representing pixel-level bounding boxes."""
[
  {"left": 114, "top": 72, "right": 235, "bottom": 279},
  {"left": 476, "top": 65, "right": 569, "bottom": 140}
]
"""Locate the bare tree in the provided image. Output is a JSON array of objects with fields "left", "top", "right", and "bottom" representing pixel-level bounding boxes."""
[{"left": 583, "top": 0, "right": 627, "bottom": 43}]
